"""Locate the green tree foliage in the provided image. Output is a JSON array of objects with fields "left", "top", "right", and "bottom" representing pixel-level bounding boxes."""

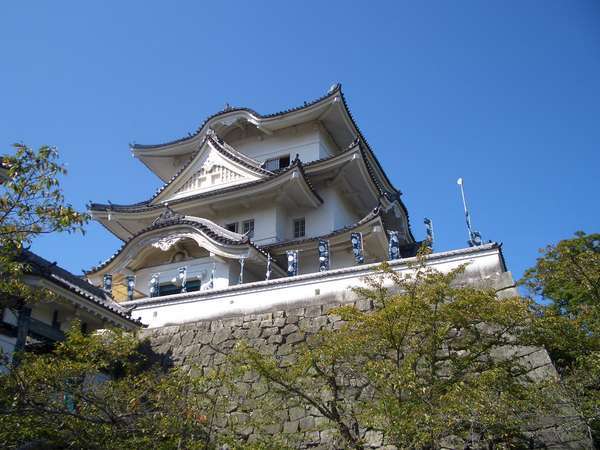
[
  {"left": 0, "top": 325, "right": 263, "bottom": 450},
  {"left": 237, "top": 257, "right": 554, "bottom": 449},
  {"left": 0, "top": 144, "right": 88, "bottom": 304},
  {"left": 521, "top": 231, "right": 600, "bottom": 444}
]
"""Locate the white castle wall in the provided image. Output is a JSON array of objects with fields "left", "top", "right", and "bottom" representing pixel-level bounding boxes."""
[
  {"left": 125, "top": 245, "right": 507, "bottom": 328},
  {"left": 230, "top": 122, "right": 338, "bottom": 166}
]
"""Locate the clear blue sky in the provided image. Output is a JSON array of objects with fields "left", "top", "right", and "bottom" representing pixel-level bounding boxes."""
[{"left": 1, "top": 1, "right": 598, "bottom": 283}]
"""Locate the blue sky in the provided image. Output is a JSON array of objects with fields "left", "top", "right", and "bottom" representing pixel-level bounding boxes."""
[{"left": 1, "top": 1, "right": 598, "bottom": 283}]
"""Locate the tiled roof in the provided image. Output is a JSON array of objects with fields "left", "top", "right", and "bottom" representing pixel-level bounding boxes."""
[
  {"left": 119, "top": 84, "right": 415, "bottom": 242},
  {"left": 89, "top": 158, "right": 322, "bottom": 213},
  {"left": 21, "top": 251, "right": 143, "bottom": 326},
  {"left": 85, "top": 215, "right": 279, "bottom": 274},
  {"left": 131, "top": 85, "right": 342, "bottom": 150}
]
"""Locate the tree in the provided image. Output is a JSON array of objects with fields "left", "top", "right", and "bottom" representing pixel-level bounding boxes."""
[
  {"left": 0, "top": 143, "right": 88, "bottom": 306},
  {"left": 236, "top": 256, "right": 554, "bottom": 449},
  {"left": 521, "top": 231, "right": 600, "bottom": 445},
  {"left": 0, "top": 325, "right": 262, "bottom": 450}
]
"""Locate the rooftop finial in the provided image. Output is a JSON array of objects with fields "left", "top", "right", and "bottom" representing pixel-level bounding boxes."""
[
  {"left": 456, "top": 178, "right": 483, "bottom": 247},
  {"left": 328, "top": 83, "right": 340, "bottom": 94}
]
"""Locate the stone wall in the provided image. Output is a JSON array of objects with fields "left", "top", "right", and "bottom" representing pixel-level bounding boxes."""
[{"left": 139, "top": 273, "right": 592, "bottom": 449}]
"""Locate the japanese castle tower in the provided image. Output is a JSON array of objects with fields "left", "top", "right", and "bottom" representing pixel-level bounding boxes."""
[{"left": 86, "top": 85, "right": 508, "bottom": 327}]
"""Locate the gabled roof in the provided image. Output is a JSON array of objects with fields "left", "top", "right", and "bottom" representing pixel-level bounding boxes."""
[
  {"left": 149, "top": 133, "right": 273, "bottom": 205},
  {"left": 89, "top": 157, "right": 322, "bottom": 214},
  {"left": 21, "top": 250, "right": 143, "bottom": 327}
]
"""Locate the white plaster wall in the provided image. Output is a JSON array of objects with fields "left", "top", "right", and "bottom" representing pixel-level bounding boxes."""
[
  {"left": 318, "top": 128, "right": 339, "bottom": 159},
  {"left": 231, "top": 123, "right": 322, "bottom": 165},
  {"left": 326, "top": 189, "right": 361, "bottom": 230},
  {"left": 126, "top": 246, "right": 506, "bottom": 328},
  {"left": 217, "top": 207, "right": 277, "bottom": 245},
  {"left": 273, "top": 187, "right": 360, "bottom": 243}
]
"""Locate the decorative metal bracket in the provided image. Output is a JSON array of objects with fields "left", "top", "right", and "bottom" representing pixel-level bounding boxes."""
[{"left": 152, "top": 205, "right": 184, "bottom": 226}]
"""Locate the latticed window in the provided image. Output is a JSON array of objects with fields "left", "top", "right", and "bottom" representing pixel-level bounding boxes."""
[
  {"left": 293, "top": 218, "right": 305, "bottom": 238},
  {"left": 242, "top": 219, "right": 254, "bottom": 238},
  {"left": 226, "top": 222, "right": 238, "bottom": 233}
]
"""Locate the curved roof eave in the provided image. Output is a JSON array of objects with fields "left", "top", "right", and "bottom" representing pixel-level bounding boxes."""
[
  {"left": 125, "top": 84, "right": 415, "bottom": 242},
  {"left": 85, "top": 216, "right": 273, "bottom": 276},
  {"left": 89, "top": 159, "right": 322, "bottom": 216},
  {"left": 131, "top": 84, "right": 343, "bottom": 154}
]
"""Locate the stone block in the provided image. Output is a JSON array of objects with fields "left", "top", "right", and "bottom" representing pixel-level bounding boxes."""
[
  {"left": 267, "top": 334, "right": 283, "bottom": 345},
  {"left": 198, "top": 332, "right": 212, "bottom": 345},
  {"left": 263, "top": 422, "right": 283, "bottom": 434},
  {"left": 283, "top": 420, "right": 299, "bottom": 434},
  {"left": 289, "top": 406, "right": 306, "bottom": 421},
  {"left": 276, "top": 344, "right": 292, "bottom": 356},
  {"left": 304, "top": 305, "right": 322, "bottom": 317},
  {"left": 286, "top": 332, "right": 305, "bottom": 345},
  {"left": 299, "top": 416, "right": 315, "bottom": 431},
  {"left": 246, "top": 327, "right": 262, "bottom": 339},
  {"left": 261, "top": 327, "right": 278, "bottom": 338},
  {"left": 212, "top": 328, "right": 230, "bottom": 345},
  {"left": 281, "top": 324, "right": 299, "bottom": 335},
  {"left": 320, "top": 428, "right": 337, "bottom": 444},
  {"left": 273, "top": 317, "right": 286, "bottom": 327}
]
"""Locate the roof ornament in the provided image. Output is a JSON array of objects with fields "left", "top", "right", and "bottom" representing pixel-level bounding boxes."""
[
  {"left": 152, "top": 235, "right": 183, "bottom": 252},
  {"left": 456, "top": 178, "right": 483, "bottom": 247},
  {"left": 423, "top": 218, "right": 434, "bottom": 249},
  {"left": 223, "top": 102, "right": 233, "bottom": 111},
  {"left": 152, "top": 203, "right": 184, "bottom": 226},
  {"left": 328, "top": 83, "right": 340, "bottom": 94}
]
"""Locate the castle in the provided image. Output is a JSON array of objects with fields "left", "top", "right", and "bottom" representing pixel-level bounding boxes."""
[{"left": 85, "top": 85, "right": 509, "bottom": 328}]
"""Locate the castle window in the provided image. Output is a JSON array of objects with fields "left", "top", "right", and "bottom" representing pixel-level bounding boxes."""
[
  {"left": 242, "top": 219, "right": 255, "bottom": 238},
  {"left": 226, "top": 222, "right": 238, "bottom": 233},
  {"left": 293, "top": 218, "right": 305, "bottom": 238},
  {"left": 264, "top": 155, "right": 291, "bottom": 171},
  {"left": 158, "top": 279, "right": 201, "bottom": 297}
]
